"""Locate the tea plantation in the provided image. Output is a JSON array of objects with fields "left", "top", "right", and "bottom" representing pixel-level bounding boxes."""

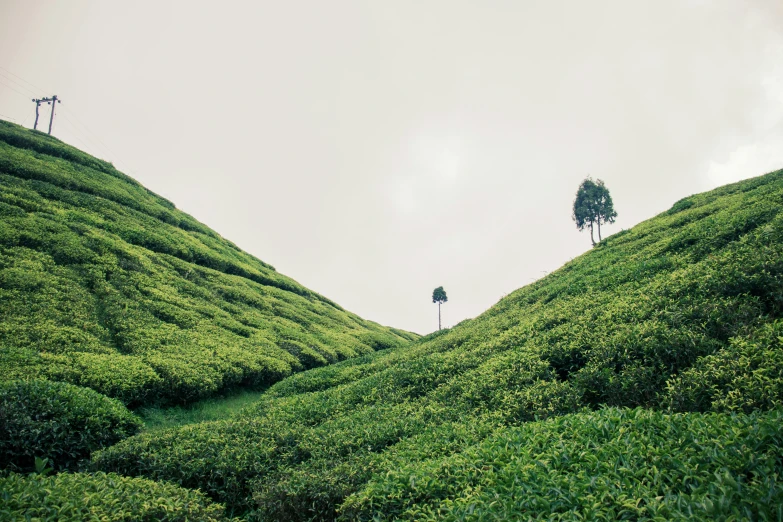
[
  {"left": 2, "top": 118, "right": 782, "bottom": 520},
  {"left": 0, "top": 120, "right": 415, "bottom": 409},
  {"left": 90, "top": 168, "right": 783, "bottom": 520}
]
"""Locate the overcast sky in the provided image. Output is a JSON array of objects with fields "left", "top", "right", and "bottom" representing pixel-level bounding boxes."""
[{"left": 1, "top": 1, "right": 782, "bottom": 334}]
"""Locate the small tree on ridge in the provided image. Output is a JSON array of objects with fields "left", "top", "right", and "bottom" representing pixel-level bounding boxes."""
[
  {"left": 572, "top": 177, "right": 617, "bottom": 246},
  {"left": 432, "top": 286, "right": 448, "bottom": 331}
]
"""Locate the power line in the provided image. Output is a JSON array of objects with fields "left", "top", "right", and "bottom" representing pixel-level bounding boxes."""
[
  {"left": 0, "top": 66, "right": 43, "bottom": 128},
  {"left": 58, "top": 104, "right": 139, "bottom": 178},
  {"left": 59, "top": 105, "right": 130, "bottom": 172},
  {"left": 59, "top": 105, "right": 115, "bottom": 153},
  {"left": 0, "top": 77, "right": 30, "bottom": 99},
  {"left": 59, "top": 107, "right": 114, "bottom": 159},
  {"left": 58, "top": 116, "right": 93, "bottom": 152},
  {"left": 0, "top": 70, "right": 37, "bottom": 97},
  {"left": 0, "top": 112, "right": 20, "bottom": 123},
  {"left": 0, "top": 65, "right": 137, "bottom": 177},
  {"left": 60, "top": 111, "right": 107, "bottom": 159},
  {"left": 0, "top": 66, "right": 47, "bottom": 93}
]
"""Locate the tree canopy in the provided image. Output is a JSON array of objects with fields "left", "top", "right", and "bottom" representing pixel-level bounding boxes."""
[
  {"left": 432, "top": 287, "right": 448, "bottom": 305},
  {"left": 572, "top": 177, "right": 617, "bottom": 245}
]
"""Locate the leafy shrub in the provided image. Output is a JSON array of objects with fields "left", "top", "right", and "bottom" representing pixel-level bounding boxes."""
[
  {"left": 665, "top": 320, "right": 783, "bottom": 413},
  {"left": 666, "top": 195, "right": 695, "bottom": 215},
  {"left": 41, "top": 352, "right": 163, "bottom": 406},
  {"left": 0, "top": 471, "right": 230, "bottom": 521},
  {"left": 355, "top": 331, "right": 406, "bottom": 351},
  {"left": 280, "top": 340, "right": 329, "bottom": 369},
  {"left": 340, "top": 408, "right": 783, "bottom": 521},
  {"left": 0, "top": 380, "right": 142, "bottom": 471}
]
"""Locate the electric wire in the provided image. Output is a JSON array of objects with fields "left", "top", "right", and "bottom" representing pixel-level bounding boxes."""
[
  {"left": 59, "top": 106, "right": 118, "bottom": 160},
  {"left": 58, "top": 115, "right": 94, "bottom": 153},
  {"left": 59, "top": 105, "right": 138, "bottom": 177},
  {"left": 0, "top": 77, "right": 31, "bottom": 124},
  {"left": 59, "top": 111, "right": 108, "bottom": 160},
  {"left": 0, "top": 112, "right": 20, "bottom": 123},
  {"left": 0, "top": 66, "right": 48, "bottom": 127},
  {"left": 0, "top": 66, "right": 138, "bottom": 178},
  {"left": 0, "top": 77, "right": 30, "bottom": 99},
  {"left": 0, "top": 66, "right": 47, "bottom": 93},
  {"left": 0, "top": 70, "right": 38, "bottom": 97}
]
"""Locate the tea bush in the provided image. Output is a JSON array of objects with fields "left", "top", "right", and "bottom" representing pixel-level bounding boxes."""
[
  {"left": 0, "top": 120, "right": 416, "bottom": 406},
  {"left": 341, "top": 408, "right": 783, "bottom": 521},
  {"left": 665, "top": 319, "right": 783, "bottom": 413},
  {"left": 94, "top": 168, "right": 783, "bottom": 519},
  {"left": 0, "top": 471, "right": 231, "bottom": 521},
  {"left": 0, "top": 380, "right": 142, "bottom": 472}
]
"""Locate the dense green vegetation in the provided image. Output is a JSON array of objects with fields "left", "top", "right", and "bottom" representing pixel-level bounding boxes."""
[
  {"left": 0, "top": 380, "right": 141, "bottom": 472},
  {"left": 0, "top": 471, "right": 231, "bottom": 521},
  {"left": 0, "top": 120, "right": 415, "bottom": 408},
  {"left": 93, "top": 168, "right": 783, "bottom": 520},
  {"left": 2, "top": 118, "right": 781, "bottom": 520},
  {"left": 343, "top": 408, "right": 783, "bottom": 521}
]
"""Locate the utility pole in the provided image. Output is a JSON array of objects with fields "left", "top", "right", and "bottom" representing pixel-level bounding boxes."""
[
  {"left": 30, "top": 96, "right": 60, "bottom": 133},
  {"left": 31, "top": 98, "right": 44, "bottom": 130},
  {"left": 47, "top": 95, "right": 60, "bottom": 135}
]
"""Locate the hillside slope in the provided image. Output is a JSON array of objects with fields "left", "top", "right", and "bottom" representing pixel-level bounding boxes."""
[
  {"left": 0, "top": 120, "right": 415, "bottom": 406},
  {"left": 95, "top": 168, "right": 783, "bottom": 520}
]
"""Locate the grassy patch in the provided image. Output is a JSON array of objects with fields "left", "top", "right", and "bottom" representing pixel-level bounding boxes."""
[{"left": 138, "top": 388, "right": 272, "bottom": 432}]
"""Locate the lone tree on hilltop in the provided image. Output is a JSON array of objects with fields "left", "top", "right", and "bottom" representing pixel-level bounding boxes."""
[
  {"left": 432, "top": 286, "right": 448, "bottom": 330},
  {"left": 572, "top": 177, "right": 617, "bottom": 246}
]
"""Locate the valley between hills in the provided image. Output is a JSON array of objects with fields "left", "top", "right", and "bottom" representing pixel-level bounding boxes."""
[{"left": 1, "top": 119, "right": 782, "bottom": 520}]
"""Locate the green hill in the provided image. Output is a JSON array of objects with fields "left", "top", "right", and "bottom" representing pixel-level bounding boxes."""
[
  {"left": 93, "top": 168, "right": 783, "bottom": 519},
  {"left": 0, "top": 120, "right": 416, "bottom": 407}
]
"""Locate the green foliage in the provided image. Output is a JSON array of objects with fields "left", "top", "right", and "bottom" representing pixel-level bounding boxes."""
[
  {"left": 572, "top": 177, "right": 617, "bottom": 244},
  {"left": 93, "top": 168, "right": 783, "bottom": 519},
  {"left": 665, "top": 320, "right": 783, "bottom": 413},
  {"left": 432, "top": 286, "right": 447, "bottom": 304},
  {"left": 34, "top": 457, "right": 54, "bottom": 476},
  {"left": 0, "top": 380, "right": 142, "bottom": 472},
  {"left": 0, "top": 120, "right": 416, "bottom": 406},
  {"left": 0, "top": 471, "right": 230, "bottom": 521},
  {"left": 341, "top": 408, "right": 783, "bottom": 521}
]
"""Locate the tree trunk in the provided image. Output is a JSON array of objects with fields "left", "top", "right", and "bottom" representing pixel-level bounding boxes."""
[
  {"left": 589, "top": 222, "right": 596, "bottom": 246},
  {"left": 438, "top": 302, "right": 441, "bottom": 330},
  {"left": 597, "top": 219, "right": 602, "bottom": 242}
]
